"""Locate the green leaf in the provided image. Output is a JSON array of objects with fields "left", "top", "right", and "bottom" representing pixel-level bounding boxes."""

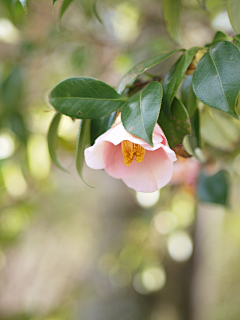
[
  {"left": 201, "top": 108, "right": 240, "bottom": 151},
  {"left": 59, "top": 0, "right": 74, "bottom": 22},
  {"left": 233, "top": 34, "right": 240, "bottom": 49},
  {"left": 181, "top": 75, "right": 197, "bottom": 117},
  {"left": 90, "top": 112, "right": 116, "bottom": 145},
  {"left": 47, "top": 112, "right": 68, "bottom": 172},
  {"left": 10, "top": 112, "right": 28, "bottom": 144},
  {"left": 192, "top": 41, "right": 240, "bottom": 119},
  {"left": 1, "top": 68, "right": 23, "bottom": 113},
  {"left": 197, "top": 170, "right": 228, "bottom": 206},
  {"left": 227, "top": 0, "right": 240, "bottom": 33},
  {"left": 184, "top": 108, "right": 201, "bottom": 155},
  {"left": 121, "top": 82, "right": 163, "bottom": 146},
  {"left": 162, "top": 47, "right": 199, "bottom": 117},
  {"left": 158, "top": 97, "right": 191, "bottom": 148},
  {"left": 162, "top": 0, "right": 181, "bottom": 43},
  {"left": 213, "top": 31, "right": 231, "bottom": 43},
  {"left": 93, "top": 0, "right": 103, "bottom": 24},
  {"left": 50, "top": 77, "right": 127, "bottom": 119},
  {"left": 76, "top": 119, "right": 92, "bottom": 186},
  {"left": 206, "top": 31, "right": 231, "bottom": 47},
  {"left": 18, "top": 0, "right": 27, "bottom": 14},
  {"left": 53, "top": 0, "right": 58, "bottom": 6},
  {"left": 117, "top": 50, "right": 182, "bottom": 94}
]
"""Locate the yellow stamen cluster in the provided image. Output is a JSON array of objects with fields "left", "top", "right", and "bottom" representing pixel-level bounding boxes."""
[{"left": 121, "top": 140, "right": 146, "bottom": 166}]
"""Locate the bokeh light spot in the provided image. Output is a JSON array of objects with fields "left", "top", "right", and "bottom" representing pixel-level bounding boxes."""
[
  {"left": 153, "top": 211, "right": 178, "bottom": 235},
  {"left": 2, "top": 162, "right": 27, "bottom": 197},
  {"left": 142, "top": 266, "right": 166, "bottom": 292},
  {"left": 167, "top": 231, "right": 193, "bottom": 262},
  {"left": 27, "top": 134, "right": 51, "bottom": 180},
  {"left": 0, "top": 132, "right": 15, "bottom": 159},
  {"left": 0, "top": 18, "right": 20, "bottom": 43},
  {"left": 136, "top": 190, "right": 160, "bottom": 208}
]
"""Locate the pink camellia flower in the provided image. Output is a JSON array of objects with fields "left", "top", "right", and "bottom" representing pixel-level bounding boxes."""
[{"left": 84, "top": 118, "right": 177, "bottom": 193}]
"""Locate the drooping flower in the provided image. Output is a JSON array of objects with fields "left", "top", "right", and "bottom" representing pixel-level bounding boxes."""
[{"left": 84, "top": 118, "right": 177, "bottom": 193}]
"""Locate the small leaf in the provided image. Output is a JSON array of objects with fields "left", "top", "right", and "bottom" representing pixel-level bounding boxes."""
[
  {"left": 18, "top": 0, "right": 27, "bottom": 14},
  {"left": 53, "top": 0, "right": 58, "bottom": 6},
  {"left": 50, "top": 77, "right": 127, "bottom": 119},
  {"left": 181, "top": 75, "right": 197, "bottom": 117},
  {"left": 59, "top": 0, "right": 74, "bottom": 22},
  {"left": 76, "top": 119, "right": 93, "bottom": 186},
  {"left": 206, "top": 31, "right": 231, "bottom": 47},
  {"left": 91, "top": 111, "right": 116, "bottom": 145},
  {"left": 117, "top": 50, "right": 182, "bottom": 94},
  {"left": 121, "top": 82, "right": 163, "bottom": 146},
  {"left": 233, "top": 34, "right": 240, "bottom": 49},
  {"left": 47, "top": 112, "right": 68, "bottom": 172},
  {"left": 213, "top": 31, "right": 231, "bottom": 43},
  {"left": 192, "top": 41, "right": 240, "bottom": 119},
  {"left": 93, "top": 0, "right": 103, "bottom": 24},
  {"left": 227, "top": 0, "right": 240, "bottom": 34},
  {"left": 162, "top": 47, "right": 199, "bottom": 117},
  {"left": 158, "top": 97, "right": 191, "bottom": 148},
  {"left": 184, "top": 108, "right": 201, "bottom": 155},
  {"left": 189, "top": 109, "right": 201, "bottom": 149},
  {"left": 197, "top": 170, "right": 229, "bottom": 206},
  {"left": 162, "top": 0, "right": 181, "bottom": 43}
]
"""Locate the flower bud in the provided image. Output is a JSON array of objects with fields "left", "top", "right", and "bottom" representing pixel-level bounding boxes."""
[{"left": 185, "top": 48, "right": 207, "bottom": 76}]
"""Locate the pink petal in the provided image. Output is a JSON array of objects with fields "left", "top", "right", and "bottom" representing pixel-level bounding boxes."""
[
  {"left": 84, "top": 140, "right": 118, "bottom": 169},
  {"left": 103, "top": 123, "right": 164, "bottom": 151},
  {"left": 105, "top": 147, "right": 175, "bottom": 193}
]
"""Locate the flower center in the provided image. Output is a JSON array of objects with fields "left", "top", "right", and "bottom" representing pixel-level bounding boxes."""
[{"left": 121, "top": 140, "right": 146, "bottom": 167}]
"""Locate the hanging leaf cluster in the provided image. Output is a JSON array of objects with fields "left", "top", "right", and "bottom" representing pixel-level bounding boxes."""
[{"left": 47, "top": 31, "right": 240, "bottom": 194}]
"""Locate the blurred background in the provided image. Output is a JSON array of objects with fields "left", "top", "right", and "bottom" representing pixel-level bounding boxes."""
[{"left": 1, "top": 1, "right": 240, "bottom": 320}]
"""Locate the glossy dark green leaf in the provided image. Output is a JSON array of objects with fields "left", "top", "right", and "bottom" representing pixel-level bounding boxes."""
[
  {"left": 227, "top": 0, "right": 240, "bottom": 33},
  {"left": 47, "top": 112, "right": 68, "bottom": 172},
  {"left": 91, "top": 112, "right": 116, "bottom": 145},
  {"left": 117, "top": 50, "right": 182, "bottom": 94},
  {"left": 93, "top": 0, "right": 103, "bottom": 24},
  {"left": 158, "top": 97, "right": 191, "bottom": 148},
  {"left": 192, "top": 41, "right": 240, "bottom": 119},
  {"left": 19, "top": 0, "right": 27, "bottom": 13},
  {"left": 162, "top": 0, "right": 181, "bottom": 43},
  {"left": 197, "top": 170, "right": 228, "bottom": 205},
  {"left": 76, "top": 119, "right": 92, "bottom": 186},
  {"left": 233, "top": 34, "right": 240, "bottom": 49},
  {"left": 162, "top": 47, "right": 199, "bottom": 117},
  {"left": 181, "top": 76, "right": 197, "bottom": 117},
  {"left": 59, "top": 0, "right": 74, "bottom": 21},
  {"left": 121, "top": 82, "right": 162, "bottom": 146},
  {"left": 50, "top": 77, "right": 127, "bottom": 119}
]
